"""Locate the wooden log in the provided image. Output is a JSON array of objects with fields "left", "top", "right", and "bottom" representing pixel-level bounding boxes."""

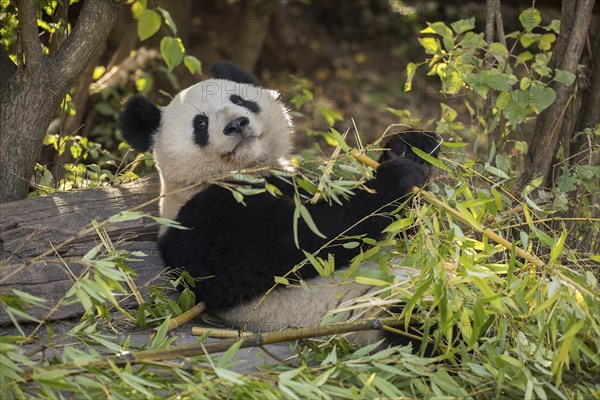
[{"left": 0, "top": 176, "right": 168, "bottom": 325}]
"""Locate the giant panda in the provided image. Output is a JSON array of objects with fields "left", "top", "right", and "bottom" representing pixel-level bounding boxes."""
[{"left": 120, "top": 62, "right": 440, "bottom": 347}]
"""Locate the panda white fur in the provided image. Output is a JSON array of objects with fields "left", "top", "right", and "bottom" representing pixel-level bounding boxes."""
[{"left": 120, "top": 62, "right": 440, "bottom": 347}]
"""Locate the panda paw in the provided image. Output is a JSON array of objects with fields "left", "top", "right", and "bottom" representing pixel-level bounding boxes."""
[
  {"left": 378, "top": 131, "right": 440, "bottom": 165},
  {"left": 375, "top": 157, "right": 426, "bottom": 194}
]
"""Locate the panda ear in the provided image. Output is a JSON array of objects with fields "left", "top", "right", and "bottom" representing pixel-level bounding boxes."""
[
  {"left": 119, "top": 95, "right": 161, "bottom": 152},
  {"left": 211, "top": 61, "right": 259, "bottom": 86}
]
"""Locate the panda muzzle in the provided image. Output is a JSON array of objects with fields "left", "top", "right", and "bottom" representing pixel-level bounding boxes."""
[{"left": 223, "top": 116, "right": 250, "bottom": 136}]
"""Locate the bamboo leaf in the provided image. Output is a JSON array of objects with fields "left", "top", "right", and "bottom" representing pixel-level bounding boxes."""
[
  {"left": 217, "top": 340, "right": 244, "bottom": 368},
  {"left": 412, "top": 147, "right": 451, "bottom": 172},
  {"left": 548, "top": 229, "right": 567, "bottom": 264},
  {"left": 299, "top": 205, "right": 327, "bottom": 239}
]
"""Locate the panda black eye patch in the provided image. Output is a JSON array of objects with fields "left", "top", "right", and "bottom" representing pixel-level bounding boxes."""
[
  {"left": 193, "top": 114, "right": 209, "bottom": 147},
  {"left": 229, "top": 94, "right": 260, "bottom": 114}
]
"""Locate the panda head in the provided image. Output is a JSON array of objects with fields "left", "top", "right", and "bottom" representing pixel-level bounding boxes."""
[{"left": 120, "top": 62, "right": 293, "bottom": 186}]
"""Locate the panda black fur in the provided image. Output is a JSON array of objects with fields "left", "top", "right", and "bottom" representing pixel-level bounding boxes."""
[{"left": 120, "top": 62, "right": 440, "bottom": 346}]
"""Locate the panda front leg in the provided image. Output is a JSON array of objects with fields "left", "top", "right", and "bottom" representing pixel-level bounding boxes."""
[
  {"left": 162, "top": 158, "right": 423, "bottom": 312},
  {"left": 293, "top": 156, "right": 426, "bottom": 264}
]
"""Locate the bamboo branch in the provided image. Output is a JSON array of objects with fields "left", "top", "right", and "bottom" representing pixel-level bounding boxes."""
[
  {"left": 191, "top": 327, "right": 252, "bottom": 338},
  {"left": 351, "top": 151, "right": 546, "bottom": 268},
  {"left": 156, "top": 302, "right": 207, "bottom": 334},
  {"left": 16, "top": 317, "right": 408, "bottom": 384}
]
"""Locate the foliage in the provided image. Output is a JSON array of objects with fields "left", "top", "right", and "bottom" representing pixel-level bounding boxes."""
[
  {"left": 402, "top": 10, "right": 598, "bottom": 252},
  {"left": 2, "top": 128, "right": 600, "bottom": 398},
  {"left": 133, "top": 1, "right": 201, "bottom": 74},
  {"left": 1, "top": 5, "right": 599, "bottom": 399},
  {"left": 405, "top": 13, "right": 568, "bottom": 162},
  {"left": 289, "top": 75, "right": 345, "bottom": 148}
]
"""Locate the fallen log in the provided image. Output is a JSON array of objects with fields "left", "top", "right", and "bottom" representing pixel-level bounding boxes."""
[{"left": 0, "top": 176, "right": 166, "bottom": 325}]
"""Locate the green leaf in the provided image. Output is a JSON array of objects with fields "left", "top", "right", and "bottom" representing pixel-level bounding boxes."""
[
  {"left": 157, "top": 7, "right": 177, "bottom": 35},
  {"left": 517, "top": 51, "right": 534, "bottom": 64},
  {"left": 120, "top": 372, "right": 161, "bottom": 396},
  {"left": 547, "top": 19, "right": 560, "bottom": 33},
  {"left": 488, "top": 42, "right": 508, "bottom": 60},
  {"left": 136, "top": 9, "right": 161, "bottom": 41},
  {"left": 151, "top": 316, "right": 171, "bottom": 349},
  {"left": 549, "top": 229, "right": 568, "bottom": 264},
  {"left": 527, "top": 85, "right": 556, "bottom": 114},
  {"left": 303, "top": 250, "right": 325, "bottom": 276},
  {"left": 451, "top": 17, "right": 475, "bottom": 34},
  {"left": 426, "top": 22, "right": 454, "bottom": 51},
  {"left": 160, "top": 37, "right": 184, "bottom": 71},
  {"left": 274, "top": 276, "right": 289, "bottom": 285},
  {"left": 11, "top": 289, "right": 46, "bottom": 305},
  {"left": 183, "top": 55, "right": 202, "bottom": 74},
  {"left": 458, "top": 32, "right": 486, "bottom": 48},
  {"left": 405, "top": 62, "right": 417, "bottom": 91},
  {"left": 383, "top": 217, "right": 414, "bottom": 233},
  {"left": 299, "top": 205, "right": 326, "bottom": 239},
  {"left": 329, "top": 128, "right": 349, "bottom": 152},
  {"left": 533, "top": 227, "right": 555, "bottom": 248},
  {"left": 465, "top": 69, "right": 512, "bottom": 99},
  {"left": 217, "top": 339, "right": 244, "bottom": 368},
  {"left": 354, "top": 276, "right": 389, "bottom": 286},
  {"left": 293, "top": 203, "right": 300, "bottom": 249},
  {"left": 520, "top": 33, "right": 540, "bottom": 49},
  {"left": 539, "top": 33, "right": 556, "bottom": 51},
  {"left": 554, "top": 69, "right": 576, "bottom": 85},
  {"left": 519, "top": 8, "right": 541, "bottom": 32},
  {"left": 412, "top": 147, "right": 451, "bottom": 173},
  {"left": 232, "top": 190, "right": 244, "bottom": 204},
  {"left": 441, "top": 70, "right": 463, "bottom": 95},
  {"left": 455, "top": 203, "right": 484, "bottom": 232},
  {"left": 483, "top": 163, "right": 510, "bottom": 179},
  {"left": 108, "top": 211, "right": 145, "bottom": 223},
  {"left": 418, "top": 37, "right": 441, "bottom": 55}
]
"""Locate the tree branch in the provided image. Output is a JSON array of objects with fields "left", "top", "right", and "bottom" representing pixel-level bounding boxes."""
[
  {"left": 577, "top": 31, "right": 600, "bottom": 131},
  {"left": 0, "top": 46, "right": 16, "bottom": 83},
  {"left": 562, "top": 1, "right": 595, "bottom": 73},
  {"left": 548, "top": 1, "right": 577, "bottom": 71},
  {"left": 16, "top": 0, "right": 43, "bottom": 70},
  {"left": 485, "top": 0, "right": 496, "bottom": 43},
  {"left": 494, "top": 1, "right": 506, "bottom": 47},
  {"left": 49, "top": 0, "right": 122, "bottom": 93}
]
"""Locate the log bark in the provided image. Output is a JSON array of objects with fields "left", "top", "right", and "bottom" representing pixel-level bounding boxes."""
[
  {"left": 0, "top": 0, "right": 123, "bottom": 203},
  {"left": 0, "top": 177, "right": 165, "bottom": 325}
]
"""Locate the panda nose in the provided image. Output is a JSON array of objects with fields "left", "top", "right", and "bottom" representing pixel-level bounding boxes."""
[{"left": 223, "top": 116, "right": 250, "bottom": 136}]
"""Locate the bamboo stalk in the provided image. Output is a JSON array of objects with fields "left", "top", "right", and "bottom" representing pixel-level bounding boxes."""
[
  {"left": 154, "top": 302, "right": 207, "bottom": 334},
  {"left": 351, "top": 151, "right": 546, "bottom": 268},
  {"left": 191, "top": 327, "right": 252, "bottom": 338},
  {"left": 17, "top": 317, "right": 407, "bottom": 384}
]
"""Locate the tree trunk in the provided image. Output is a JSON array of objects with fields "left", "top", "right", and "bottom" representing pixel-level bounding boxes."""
[
  {"left": 517, "top": 0, "right": 596, "bottom": 191},
  {"left": 0, "top": 0, "right": 122, "bottom": 203},
  {"left": 231, "top": 0, "right": 272, "bottom": 72}
]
